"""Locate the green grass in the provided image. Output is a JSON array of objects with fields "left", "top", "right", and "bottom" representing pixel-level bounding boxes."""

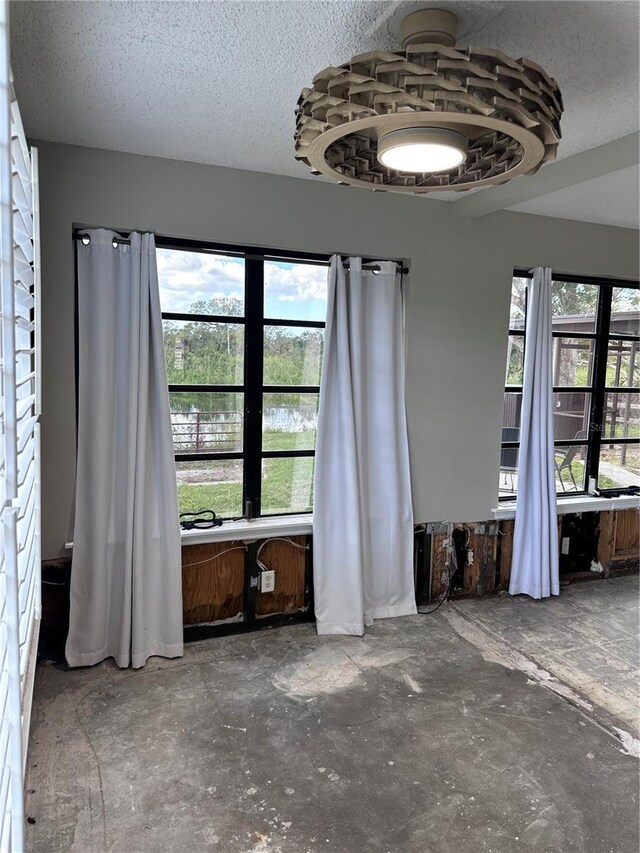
[
  {"left": 177, "top": 431, "right": 314, "bottom": 517},
  {"left": 262, "top": 430, "right": 317, "bottom": 452},
  {"left": 608, "top": 423, "right": 640, "bottom": 439},
  {"left": 178, "top": 482, "right": 242, "bottom": 516},
  {"left": 180, "top": 429, "right": 635, "bottom": 517},
  {"left": 560, "top": 458, "right": 618, "bottom": 491},
  {"left": 261, "top": 456, "right": 314, "bottom": 514}
]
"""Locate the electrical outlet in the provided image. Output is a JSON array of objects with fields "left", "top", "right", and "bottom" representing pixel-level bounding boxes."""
[
  {"left": 561, "top": 537, "right": 570, "bottom": 555},
  {"left": 260, "top": 570, "right": 275, "bottom": 593}
]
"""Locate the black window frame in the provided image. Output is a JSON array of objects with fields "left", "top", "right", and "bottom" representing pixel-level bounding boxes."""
[
  {"left": 500, "top": 269, "right": 639, "bottom": 501},
  {"left": 155, "top": 235, "right": 332, "bottom": 520}
]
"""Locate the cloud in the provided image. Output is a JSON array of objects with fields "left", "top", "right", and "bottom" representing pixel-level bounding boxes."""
[
  {"left": 156, "top": 250, "right": 328, "bottom": 321},
  {"left": 157, "top": 248, "right": 244, "bottom": 313},
  {"left": 264, "top": 261, "right": 327, "bottom": 301},
  {"left": 264, "top": 261, "right": 327, "bottom": 320}
]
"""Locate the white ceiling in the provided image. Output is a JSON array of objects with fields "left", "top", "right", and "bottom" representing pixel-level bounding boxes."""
[
  {"left": 510, "top": 165, "right": 640, "bottom": 229},
  {"left": 9, "top": 0, "right": 640, "bottom": 227}
]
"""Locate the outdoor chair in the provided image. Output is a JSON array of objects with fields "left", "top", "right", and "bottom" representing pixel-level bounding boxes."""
[
  {"left": 500, "top": 427, "right": 519, "bottom": 491},
  {"left": 555, "top": 430, "right": 588, "bottom": 491}
]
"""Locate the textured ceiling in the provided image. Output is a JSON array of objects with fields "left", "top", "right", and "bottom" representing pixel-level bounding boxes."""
[
  {"left": 9, "top": 0, "right": 640, "bottom": 226},
  {"left": 509, "top": 165, "right": 640, "bottom": 230}
]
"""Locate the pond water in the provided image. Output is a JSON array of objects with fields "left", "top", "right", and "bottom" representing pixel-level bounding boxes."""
[{"left": 170, "top": 405, "right": 317, "bottom": 451}]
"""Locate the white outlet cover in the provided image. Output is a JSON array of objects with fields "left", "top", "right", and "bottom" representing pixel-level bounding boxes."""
[
  {"left": 261, "top": 570, "right": 276, "bottom": 593},
  {"left": 561, "top": 537, "right": 570, "bottom": 555}
]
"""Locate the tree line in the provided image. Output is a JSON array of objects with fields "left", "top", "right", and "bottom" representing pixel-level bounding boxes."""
[
  {"left": 507, "top": 279, "right": 638, "bottom": 387},
  {"left": 163, "top": 297, "right": 323, "bottom": 412}
]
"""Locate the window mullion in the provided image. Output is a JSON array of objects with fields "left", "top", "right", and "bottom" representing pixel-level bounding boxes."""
[
  {"left": 243, "top": 257, "right": 264, "bottom": 518},
  {"left": 502, "top": 273, "right": 638, "bottom": 500},
  {"left": 586, "top": 285, "right": 612, "bottom": 488}
]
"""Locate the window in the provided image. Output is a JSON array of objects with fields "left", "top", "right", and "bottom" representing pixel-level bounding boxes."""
[
  {"left": 500, "top": 272, "right": 639, "bottom": 499},
  {"left": 156, "top": 239, "right": 327, "bottom": 518}
]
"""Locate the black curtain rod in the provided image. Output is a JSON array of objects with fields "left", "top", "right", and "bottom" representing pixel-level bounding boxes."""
[
  {"left": 513, "top": 266, "right": 638, "bottom": 289},
  {"left": 74, "top": 233, "right": 130, "bottom": 246},
  {"left": 73, "top": 232, "right": 408, "bottom": 274}
]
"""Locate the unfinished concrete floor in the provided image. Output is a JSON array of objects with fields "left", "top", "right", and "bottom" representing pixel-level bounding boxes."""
[{"left": 27, "top": 576, "right": 639, "bottom": 853}]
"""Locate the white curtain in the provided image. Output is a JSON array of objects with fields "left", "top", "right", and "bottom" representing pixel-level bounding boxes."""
[
  {"left": 510, "top": 266, "right": 559, "bottom": 599},
  {"left": 313, "top": 257, "right": 416, "bottom": 635},
  {"left": 66, "top": 229, "right": 184, "bottom": 668}
]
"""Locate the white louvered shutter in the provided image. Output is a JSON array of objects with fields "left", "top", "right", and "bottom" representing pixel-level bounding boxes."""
[
  {"left": 11, "top": 95, "right": 40, "bottom": 733},
  {"left": 0, "top": 1, "right": 41, "bottom": 847}
]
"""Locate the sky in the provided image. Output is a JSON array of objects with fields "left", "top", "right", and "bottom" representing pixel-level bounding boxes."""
[{"left": 156, "top": 248, "right": 327, "bottom": 321}]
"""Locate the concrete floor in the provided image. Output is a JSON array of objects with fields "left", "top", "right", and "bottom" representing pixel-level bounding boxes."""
[
  {"left": 26, "top": 577, "right": 639, "bottom": 853},
  {"left": 448, "top": 576, "right": 640, "bottom": 737}
]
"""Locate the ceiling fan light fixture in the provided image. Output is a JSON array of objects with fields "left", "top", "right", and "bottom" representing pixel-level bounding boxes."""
[
  {"left": 294, "top": 7, "right": 563, "bottom": 194},
  {"left": 377, "top": 128, "right": 467, "bottom": 173}
]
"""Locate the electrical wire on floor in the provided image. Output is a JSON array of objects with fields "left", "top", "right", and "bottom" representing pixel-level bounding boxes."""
[
  {"left": 417, "top": 564, "right": 450, "bottom": 614},
  {"left": 416, "top": 522, "right": 473, "bottom": 615}
]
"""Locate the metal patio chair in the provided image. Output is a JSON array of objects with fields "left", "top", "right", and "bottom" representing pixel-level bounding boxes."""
[
  {"left": 500, "top": 427, "right": 519, "bottom": 491},
  {"left": 555, "top": 430, "right": 588, "bottom": 491}
]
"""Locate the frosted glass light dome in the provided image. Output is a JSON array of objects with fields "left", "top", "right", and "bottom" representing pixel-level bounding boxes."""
[{"left": 377, "top": 128, "right": 467, "bottom": 173}]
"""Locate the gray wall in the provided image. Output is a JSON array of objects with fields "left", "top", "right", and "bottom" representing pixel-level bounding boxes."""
[{"left": 36, "top": 141, "right": 639, "bottom": 558}]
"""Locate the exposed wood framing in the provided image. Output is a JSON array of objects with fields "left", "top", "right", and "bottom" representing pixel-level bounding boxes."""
[
  {"left": 557, "top": 514, "right": 563, "bottom": 555},
  {"left": 613, "top": 509, "right": 639, "bottom": 558},
  {"left": 498, "top": 520, "right": 514, "bottom": 588},
  {"left": 256, "top": 536, "right": 307, "bottom": 617},
  {"left": 430, "top": 531, "right": 451, "bottom": 601},
  {"left": 496, "top": 509, "right": 638, "bottom": 585},
  {"left": 181, "top": 535, "right": 310, "bottom": 628},
  {"left": 467, "top": 523, "right": 498, "bottom": 595},
  {"left": 597, "top": 511, "right": 617, "bottom": 573},
  {"left": 39, "top": 509, "right": 638, "bottom": 660},
  {"left": 181, "top": 540, "right": 246, "bottom": 625}
]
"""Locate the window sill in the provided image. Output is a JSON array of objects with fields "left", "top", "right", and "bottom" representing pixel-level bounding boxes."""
[
  {"left": 179, "top": 514, "right": 313, "bottom": 546},
  {"left": 492, "top": 494, "right": 639, "bottom": 521},
  {"left": 64, "top": 515, "right": 314, "bottom": 552}
]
